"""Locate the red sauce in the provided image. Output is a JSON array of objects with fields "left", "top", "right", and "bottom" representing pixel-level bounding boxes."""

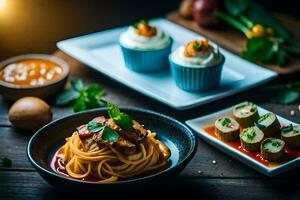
[
  {"left": 50, "top": 147, "right": 102, "bottom": 182},
  {"left": 203, "top": 125, "right": 300, "bottom": 168}
]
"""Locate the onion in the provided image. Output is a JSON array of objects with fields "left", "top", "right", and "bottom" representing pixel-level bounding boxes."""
[{"left": 192, "top": 0, "right": 219, "bottom": 27}]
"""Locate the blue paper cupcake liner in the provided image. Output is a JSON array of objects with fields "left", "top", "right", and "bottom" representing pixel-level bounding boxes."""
[
  {"left": 170, "top": 55, "right": 225, "bottom": 92},
  {"left": 119, "top": 39, "right": 173, "bottom": 73}
]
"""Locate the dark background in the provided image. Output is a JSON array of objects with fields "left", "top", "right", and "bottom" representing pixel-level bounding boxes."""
[{"left": 0, "top": 0, "right": 299, "bottom": 61}]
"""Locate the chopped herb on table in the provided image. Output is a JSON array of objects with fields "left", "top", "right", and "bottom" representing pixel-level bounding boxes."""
[
  {"left": 1, "top": 157, "right": 12, "bottom": 168},
  {"left": 213, "top": 0, "right": 300, "bottom": 66},
  {"left": 56, "top": 79, "right": 105, "bottom": 112}
]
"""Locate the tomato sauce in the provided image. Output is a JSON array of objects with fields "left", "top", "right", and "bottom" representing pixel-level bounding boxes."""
[
  {"left": 50, "top": 147, "right": 101, "bottom": 182},
  {"left": 0, "top": 59, "right": 63, "bottom": 86},
  {"left": 203, "top": 125, "right": 300, "bottom": 168}
]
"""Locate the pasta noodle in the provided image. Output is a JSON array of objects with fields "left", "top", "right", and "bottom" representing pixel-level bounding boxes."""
[{"left": 53, "top": 130, "right": 170, "bottom": 182}]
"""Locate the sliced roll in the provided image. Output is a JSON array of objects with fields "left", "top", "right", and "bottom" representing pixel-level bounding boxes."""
[
  {"left": 256, "top": 112, "right": 281, "bottom": 136},
  {"left": 261, "top": 138, "right": 285, "bottom": 162},
  {"left": 215, "top": 117, "right": 240, "bottom": 142},
  {"left": 233, "top": 102, "right": 259, "bottom": 128},
  {"left": 240, "top": 126, "right": 264, "bottom": 152},
  {"left": 281, "top": 124, "right": 300, "bottom": 149}
]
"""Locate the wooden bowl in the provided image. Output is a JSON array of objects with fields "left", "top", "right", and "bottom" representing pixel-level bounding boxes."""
[{"left": 0, "top": 54, "right": 70, "bottom": 101}]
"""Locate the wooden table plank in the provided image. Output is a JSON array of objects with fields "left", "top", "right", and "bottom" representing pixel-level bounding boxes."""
[{"left": 1, "top": 171, "right": 300, "bottom": 200}]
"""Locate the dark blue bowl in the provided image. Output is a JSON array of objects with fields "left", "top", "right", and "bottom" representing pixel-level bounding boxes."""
[
  {"left": 169, "top": 54, "right": 225, "bottom": 92},
  {"left": 27, "top": 107, "right": 197, "bottom": 189}
]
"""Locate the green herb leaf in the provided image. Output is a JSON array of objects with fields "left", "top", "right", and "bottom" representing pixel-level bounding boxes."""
[
  {"left": 71, "top": 79, "right": 84, "bottom": 92},
  {"left": 107, "top": 102, "right": 132, "bottom": 130},
  {"left": 1, "top": 157, "right": 12, "bottom": 168},
  {"left": 133, "top": 19, "right": 149, "bottom": 29},
  {"left": 193, "top": 42, "right": 202, "bottom": 51},
  {"left": 114, "top": 112, "right": 133, "bottom": 130},
  {"left": 107, "top": 102, "right": 121, "bottom": 118},
  {"left": 102, "top": 127, "right": 119, "bottom": 142},
  {"left": 241, "top": 36, "right": 285, "bottom": 65},
  {"left": 55, "top": 89, "right": 79, "bottom": 106},
  {"left": 56, "top": 79, "right": 105, "bottom": 112},
  {"left": 86, "top": 84, "right": 104, "bottom": 99},
  {"left": 73, "top": 93, "right": 87, "bottom": 112},
  {"left": 273, "top": 91, "right": 300, "bottom": 104},
  {"left": 225, "top": 0, "right": 249, "bottom": 16},
  {"left": 87, "top": 121, "right": 104, "bottom": 133}
]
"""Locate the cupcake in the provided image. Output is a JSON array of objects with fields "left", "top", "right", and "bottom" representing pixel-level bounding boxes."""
[
  {"left": 169, "top": 38, "right": 225, "bottom": 91},
  {"left": 119, "top": 19, "right": 172, "bottom": 72}
]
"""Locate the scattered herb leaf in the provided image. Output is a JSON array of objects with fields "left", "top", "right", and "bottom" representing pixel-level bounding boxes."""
[
  {"left": 71, "top": 79, "right": 84, "bottom": 92},
  {"left": 55, "top": 79, "right": 105, "bottom": 112},
  {"left": 55, "top": 89, "right": 80, "bottom": 106}
]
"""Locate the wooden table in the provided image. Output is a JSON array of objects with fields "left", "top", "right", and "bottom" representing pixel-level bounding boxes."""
[{"left": 1, "top": 51, "right": 300, "bottom": 199}]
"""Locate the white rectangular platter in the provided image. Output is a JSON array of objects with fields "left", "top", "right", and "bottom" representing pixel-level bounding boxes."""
[
  {"left": 57, "top": 19, "right": 277, "bottom": 110},
  {"left": 186, "top": 102, "right": 300, "bottom": 176}
]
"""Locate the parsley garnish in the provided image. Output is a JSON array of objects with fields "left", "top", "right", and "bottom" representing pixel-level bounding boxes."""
[
  {"left": 133, "top": 19, "right": 149, "bottom": 29},
  {"left": 193, "top": 42, "right": 202, "bottom": 51}
]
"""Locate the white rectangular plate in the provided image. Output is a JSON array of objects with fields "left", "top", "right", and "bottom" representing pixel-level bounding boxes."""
[
  {"left": 186, "top": 103, "right": 300, "bottom": 176},
  {"left": 57, "top": 19, "right": 277, "bottom": 110}
]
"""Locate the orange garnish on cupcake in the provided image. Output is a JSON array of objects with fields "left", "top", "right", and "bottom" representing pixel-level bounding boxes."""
[
  {"left": 184, "top": 39, "right": 209, "bottom": 57},
  {"left": 133, "top": 19, "right": 157, "bottom": 37}
]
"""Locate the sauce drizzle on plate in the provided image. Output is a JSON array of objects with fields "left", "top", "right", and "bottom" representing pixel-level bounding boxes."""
[{"left": 203, "top": 125, "right": 300, "bottom": 168}]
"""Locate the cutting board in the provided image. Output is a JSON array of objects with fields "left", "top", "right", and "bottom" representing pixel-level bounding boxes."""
[{"left": 166, "top": 11, "right": 300, "bottom": 75}]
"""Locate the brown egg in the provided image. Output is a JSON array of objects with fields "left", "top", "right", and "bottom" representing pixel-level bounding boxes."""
[{"left": 8, "top": 97, "right": 52, "bottom": 131}]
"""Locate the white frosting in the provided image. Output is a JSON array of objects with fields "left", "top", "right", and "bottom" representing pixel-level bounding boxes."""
[
  {"left": 119, "top": 26, "right": 171, "bottom": 50},
  {"left": 171, "top": 42, "right": 222, "bottom": 68}
]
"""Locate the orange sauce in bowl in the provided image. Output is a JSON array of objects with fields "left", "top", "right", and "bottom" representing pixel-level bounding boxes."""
[
  {"left": 203, "top": 125, "right": 300, "bottom": 168},
  {"left": 0, "top": 59, "right": 63, "bottom": 87}
]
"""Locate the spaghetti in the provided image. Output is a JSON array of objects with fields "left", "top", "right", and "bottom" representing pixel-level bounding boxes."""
[{"left": 51, "top": 116, "right": 171, "bottom": 183}]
